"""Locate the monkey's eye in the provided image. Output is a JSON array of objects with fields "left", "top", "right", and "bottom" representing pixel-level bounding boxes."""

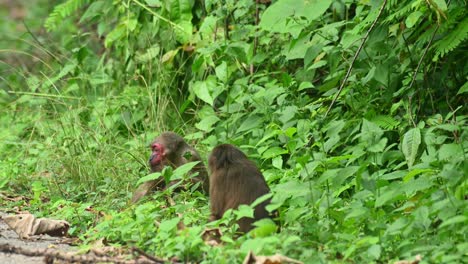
[
  {"left": 152, "top": 143, "right": 162, "bottom": 152},
  {"left": 183, "top": 151, "right": 192, "bottom": 160}
]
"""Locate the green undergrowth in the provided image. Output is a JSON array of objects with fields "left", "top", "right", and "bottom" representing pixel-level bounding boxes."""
[{"left": 1, "top": 0, "right": 467, "bottom": 263}]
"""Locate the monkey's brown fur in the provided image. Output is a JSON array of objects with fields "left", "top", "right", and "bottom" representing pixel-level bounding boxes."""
[
  {"left": 208, "top": 144, "right": 271, "bottom": 232},
  {"left": 131, "top": 132, "right": 209, "bottom": 203}
]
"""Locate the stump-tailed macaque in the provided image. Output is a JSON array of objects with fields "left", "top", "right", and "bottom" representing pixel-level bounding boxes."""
[
  {"left": 208, "top": 144, "right": 271, "bottom": 232},
  {"left": 131, "top": 132, "right": 209, "bottom": 203}
]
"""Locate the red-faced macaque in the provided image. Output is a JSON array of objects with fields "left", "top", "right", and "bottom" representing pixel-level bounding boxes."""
[
  {"left": 208, "top": 144, "right": 271, "bottom": 233},
  {"left": 131, "top": 132, "right": 209, "bottom": 203}
]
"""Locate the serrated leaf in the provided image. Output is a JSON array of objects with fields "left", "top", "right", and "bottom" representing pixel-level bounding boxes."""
[{"left": 402, "top": 128, "right": 421, "bottom": 168}]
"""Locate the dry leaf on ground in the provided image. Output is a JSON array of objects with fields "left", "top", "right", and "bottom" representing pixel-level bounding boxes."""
[
  {"left": 3, "top": 213, "right": 69, "bottom": 239},
  {"left": 394, "top": 254, "right": 422, "bottom": 264},
  {"left": 243, "top": 251, "right": 303, "bottom": 264}
]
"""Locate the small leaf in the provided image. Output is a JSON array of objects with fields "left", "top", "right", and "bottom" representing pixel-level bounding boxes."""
[{"left": 261, "top": 147, "right": 288, "bottom": 159}]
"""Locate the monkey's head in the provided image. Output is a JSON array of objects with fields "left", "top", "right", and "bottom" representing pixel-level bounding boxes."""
[
  {"left": 208, "top": 144, "right": 248, "bottom": 171},
  {"left": 149, "top": 132, "right": 186, "bottom": 171}
]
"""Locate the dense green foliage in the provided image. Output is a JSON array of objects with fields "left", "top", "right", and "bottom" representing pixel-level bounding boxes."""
[{"left": 1, "top": 0, "right": 467, "bottom": 262}]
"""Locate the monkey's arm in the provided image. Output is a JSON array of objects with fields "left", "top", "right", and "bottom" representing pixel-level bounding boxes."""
[{"left": 131, "top": 179, "right": 163, "bottom": 203}]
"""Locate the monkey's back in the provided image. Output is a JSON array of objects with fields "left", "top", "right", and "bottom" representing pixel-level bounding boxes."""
[{"left": 210, "top": 156, "right": 271, "bottom": 232}]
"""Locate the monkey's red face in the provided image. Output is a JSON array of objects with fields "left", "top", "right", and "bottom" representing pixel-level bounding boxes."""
[{"left": 149, "top": 143, "right": 165, "bottom": 167}]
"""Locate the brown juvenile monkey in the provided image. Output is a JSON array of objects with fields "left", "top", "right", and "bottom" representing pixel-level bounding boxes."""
[
  {"left": 208, "top": 144, "right": 271, "bottom": 233},
  {"left": 131, "top": 132, "right": 209, "bottom": 203}
]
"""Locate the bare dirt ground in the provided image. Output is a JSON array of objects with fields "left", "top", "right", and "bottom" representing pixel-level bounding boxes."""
[{"left": 0, "top": 212, "right": 73, "bottom": 264}]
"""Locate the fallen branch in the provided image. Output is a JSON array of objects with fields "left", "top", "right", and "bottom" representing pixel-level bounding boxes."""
[{"left": 0, "top": 243, "right": 164, "bottom": 264}]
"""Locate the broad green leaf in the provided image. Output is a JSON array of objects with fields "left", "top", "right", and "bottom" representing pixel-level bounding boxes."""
[
  {"left": 237, "top": 115, "right": 262, "bottom": 133},
  {"left": 368, "top": 244, "right": 381, "bottom": 260},
  {"left": 298, "top": 81, "right": 313, "bottom": 91},
  {"left": 125, "top": 18, "right": 137, "bottom": 31},
  {"left": 161, "top": 49, "right": 179, "bottom": 63},
  {"left": 261, "top": 147, "right": 288, "bottom": 159},
  {"left": 403, "top": 177, "right": 434, "bottom": 196},
  {"left": 260, "top": 0, "right": 332, "bottom": 35},
  {"left": 402, "top": 128, "right": 421, "bottom": 168},
  {"left": 89, "top": 72, "right": 113, "bottom": 85},
  {"left": 345, "top": 205, "right": 368, "bottom": 220},
  {"left": 324, "top": 134, "right": 340, "bottom": 153},
  {"left": 145, "top": 0, "right": 161, "bottom": 7},
  {"left": 199, "top": 15, "right": 217, "bottom": 39},
  {"left": 136, "top": 172, "right": 162, "bottom": 185},
  {"left": 405, "top": 11, "right": 423, "bottom": 28},
  {"left": 362, "top": 66, "right": 376, "bottom": 84},
  {"left": 438, "top": 143, "right": 466, "bottom": 161},
  {"left": 381, "top": 171, "right": 406, "bottom": 180},
  {"left": 278, "top": 106, "right": 297, "bottom": 124},
  {"left": 158, "top": 218, "right": 180, "bottom": 232},
  {"left": 284, "top": 34, "right": 312, "bottom": 60},
  {"left": 433, "top": 0, "right": 448, "bottom": 11},
  {"left": 171, "top": 161, "right": 200, "bottom": 180},
  {"left": 175, "top": 20, "right": 192, "bottom": 44},
  {"left": 191, "top": 76, "right": 220, "bottom": 106},
  {"left": 105, "top": 24, "right": 126, "bottom": 48},
  {"left": 272, "top": 156, "right": 283, "bottom": 169},
  {"left": 251, "top": 218, "right": 277, "bottom": 237},
  {"left": 439, "top": 215, "right": 468, "bottom": 228},
  {"left": 334, "top": 166, "right": 359, "bottom": 186},
  {"left": 368, "top": 138, "right": 388, "bottom": 153},
  {"left": 195, "top": 115, "right": 220, "bottom": 132},
  {"left": 80, "top": 1, "right": 106, "bottom": 22},
  {"left": 251, "top": 193, "right": 273, "bottom": 207},
  {"left": 386, "top": 218, "right": 409, "bottom": 235},
  {"left": 136, "top": 45, "right": 160, "bottom": 63},
  {"left": 457, "top": 81, "right": 468, "bottom": 94},
  {"left": 215, "top": 61, "right": 228, "bottom": 83},
  {"left": 235, "top": 204, "right": 254, "bottom": 219},
  {"left": 375, "top": 184, "right": 404, "bottom": 207},
  {"left": 403, "top": 168, "right": 433, "bottom": 182}
]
